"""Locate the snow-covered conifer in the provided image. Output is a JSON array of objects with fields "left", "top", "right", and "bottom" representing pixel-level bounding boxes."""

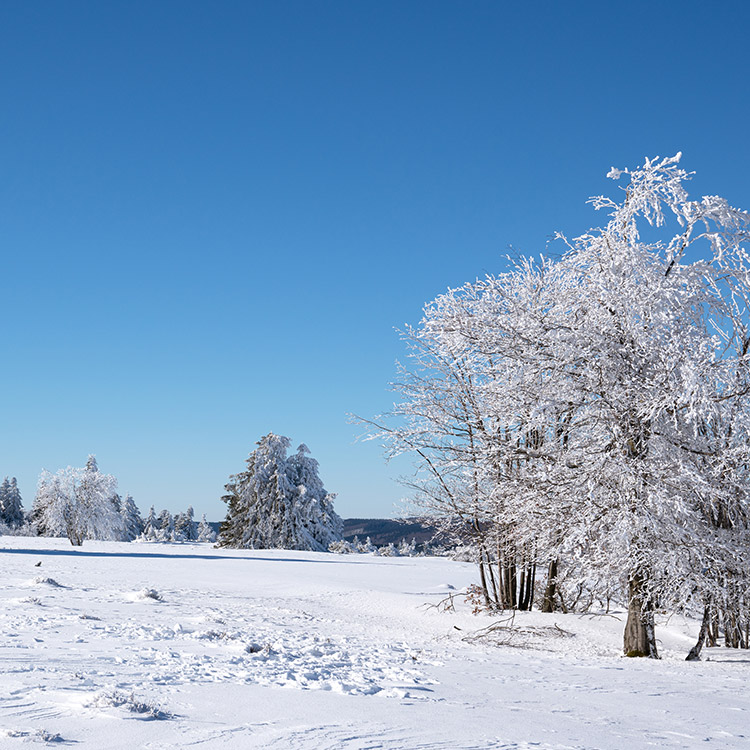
[
  {"left": 398, "top": 538, "right": 417, "bottom": 556},
  {"left": 328, "top": 539, "right": 355, "bottom": 553},
  {"left": 0, "top": 476, "right": 24, "bottom": 527},
  {"left": 285, "top": 443, "right": 343, "bottom": 551},
  {"left": 218, "top": 434, "right": 343, "bottom": 551},
  {"left": 0, "top": 478, "right": 10, "bottom": 526},
  {"left": 357, "top": 536, "right": 376, "bottom": 554},
  {"left": 157, "top": 509, "right": 174, "bottom": 541},
  {"left": 140, "top": 506, "right": 158, "bottom": 541},
  {"left": 197, "top": 514, "right": 216, "bottom": 543},
  {"left": 120, "top": 495, "right": 143, "bottom": 541},
  {"left": 174, "top": 506, "right": 197, "bottom": 541}
]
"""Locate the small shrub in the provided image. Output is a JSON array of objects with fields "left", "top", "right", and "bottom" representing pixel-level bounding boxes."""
[
  {"left": 90, "top": 690, "right": 172, "bottom": 720},
  {"left": 139, "top": 588, "right": 162, "bottom": 601}
]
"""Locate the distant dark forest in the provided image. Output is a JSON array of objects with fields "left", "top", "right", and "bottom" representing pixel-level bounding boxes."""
[
  {"left": 341, "top": 518, "right": 438, "bottom": 547},
  {"left": 208, "top": 518, "right": 438, "bottom": 548}
]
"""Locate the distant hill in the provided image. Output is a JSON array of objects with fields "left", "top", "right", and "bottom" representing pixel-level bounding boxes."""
[
  {"left": 209, "top": 517, "right": 441, "bottom": 548},
  {"left": 342, "top": 518, "right": 438, "bottom": 547}
]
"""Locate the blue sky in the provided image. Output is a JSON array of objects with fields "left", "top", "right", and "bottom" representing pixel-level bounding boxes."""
[{"left": 1, "top": 1, "right": 749, "bottom": 521}]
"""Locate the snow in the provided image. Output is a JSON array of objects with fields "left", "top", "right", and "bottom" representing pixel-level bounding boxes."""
[{"left": 1, "top": 537, "right": 749, "bottom": 748}]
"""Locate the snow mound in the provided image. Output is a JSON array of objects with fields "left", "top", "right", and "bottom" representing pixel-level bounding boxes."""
[
  {"left": 125, "top": 587, "right": 163, "bottom": 602},
  {"left": 0, "top": 728, "right": 64, "bottom": 743},
  {"left": 11, "top": 596, "right": 43, "bottom": 605},
  {"left": 27, "top": 576, "right": 64, "bottom": 587}
]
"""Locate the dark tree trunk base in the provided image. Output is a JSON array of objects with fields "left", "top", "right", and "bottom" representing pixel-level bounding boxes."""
[
  {"left": 624, "top": 574, "right": 659, "bottom": 659},
  {"left": 686, "top": 605, "right": 711, "bottom": 661}
]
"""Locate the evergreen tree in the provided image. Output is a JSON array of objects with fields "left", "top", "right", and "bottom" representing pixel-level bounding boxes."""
[
  {"left": 0, "top": 478, "right": 10, "bottom": 522},
  {"left": 285, "top": 443, "right": 344, "bottom": 550},
  {"left": 174, "top": 505, "right": 197, "bottom": 541},
  {"left": 0, "top": 476, "right": 24, "bottom": 527},
  {"left": 218, "top": 472, "right": 248, "bottom": 547},
  {"left": 157, "top": 509, "right": 174, "bottom": 541},
  {"left": 110, "top": 493, "right": 123, "bottom": 514},
  {"left": 398, "top": 538, "right": 418, "bottom": 556},
  {"left": 197, "top": 513, "right": 216, "bottom": 543},
  {"left": 218, "top": 434, "right": 343, "bottom": 551},
  {"left": 141, "top": 506, "right": 158, "bottom": 541},
  {"left": 120, "top": 494, "right": 143, "bottom": 541},
  {"left": 357, "top": 536, "right": 376, "bottom": 554},
  {"left": 29, "top": 479, "right": 51, "bottom": 536}
]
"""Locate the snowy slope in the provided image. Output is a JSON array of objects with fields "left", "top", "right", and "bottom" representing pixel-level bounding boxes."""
[{"left": 0, "top": 537, "right": 748, "bottom": 749}]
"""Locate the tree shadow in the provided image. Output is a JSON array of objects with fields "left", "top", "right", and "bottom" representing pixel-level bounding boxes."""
[{"left": 0, "top": 546, "right": 371, "bottom": 565}]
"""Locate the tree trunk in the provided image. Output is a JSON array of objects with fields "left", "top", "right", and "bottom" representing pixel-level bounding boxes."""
[
  {"left": 524, "top": 562, "right": 536, "bottom": 610},
  {"left": 686, "top": 605, "right": 711, "bottom": 661},
  {"left": 484, "top": 550, "right": 500, "bottom": 608},
  {"left": 517, "top": 562, "right": 536, "bottom": 611},
  {"left": 724, "top": 606, "right": 740, "bottom": 648},
  {"left": 477, "top": 559, "right": 492, "bottom": 610},
  {"left": 708, "top": 610, "right": 719, "bottom": 647},
  {"left": 517, "top": 569, "right": 526, "bottom": 610},
  {"left": 508, "top": 562, "right": 517, "bottom": 608},
  {"left": 624, "top": 573, "right": 659, "bottom": 658},
  {"left": 542, "top": 559, "right": 558, "bottom": 613}
]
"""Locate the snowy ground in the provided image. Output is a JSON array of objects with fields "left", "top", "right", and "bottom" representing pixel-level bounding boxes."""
[{"left": 0, "top": 538, "right": 748, "bottom": 749}]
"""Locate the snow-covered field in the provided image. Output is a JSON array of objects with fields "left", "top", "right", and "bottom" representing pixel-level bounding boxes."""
[{"left": 1, "top": 538, "right": 748, "bottom": 749}]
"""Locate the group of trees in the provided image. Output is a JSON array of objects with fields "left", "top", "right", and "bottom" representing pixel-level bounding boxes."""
[
  {"left": 141, "top": 505, "right": 215, "bottom": 543},
  {"left": 3, "top": 441, "right": 339, "bottom": 551},
  {"left": 370, "top": 155, "right": 750, "bottom": 659},
  {"left": 20, "top": 455, "right": 215, "bottom": 546},
  {"left": 330, "top": 536, "right": 419, "bottom": 556},
  {"left": 218, "top": 434, "right": 343, "bottom": 551}
]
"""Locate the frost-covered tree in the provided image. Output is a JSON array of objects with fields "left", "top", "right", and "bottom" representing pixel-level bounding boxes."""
[
  {"left": 157, "top": 509, "right": 174, "bottom": 541},
  {"left": 519, "top": 154, "right": 750, "bottom": 658},
  {"left": 140, "top": 506, "right": 158, "bottom": 541},
  {"left": 358, "top": 536, "right": 377, "bottom": 554},
  {"left": 0, "top": 476, "right": 24, "bottom": 527},
  {"left": 372, "top": 154, "right": 750, "bottom": 659},
  {"left": 285, "top": 444, "right": 343, "bottom": 549},
  {"left": 110, "top": 492, "right": 122, "bottom": 514},
  {"left": 174, "top": 506, "right": 197, "bottom": 541},
  {"left": 218, "top": 434, "right": 343, "bottom": 551},
  {"left": 197, "top": 514, "right": 216, "bottom": 543},
  {"left": 120, "top": 494, "right": 143, "bottom": 541},
  {"left": 329, "top": 539, "right": 356, "bottom": 553},
  {"left": 33, "top": 456, "right": 123, "bottom": 545},
  {"left": 362, "top": 276, "right": 541, "bottom": 611},
  {"left": 398, "top": 538, "right": 418, "bottom": 556}
]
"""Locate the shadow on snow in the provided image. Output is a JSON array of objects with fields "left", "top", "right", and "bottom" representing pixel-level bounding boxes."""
[{"left": 0, "top": 545, "right": 383, "bottom": 565}]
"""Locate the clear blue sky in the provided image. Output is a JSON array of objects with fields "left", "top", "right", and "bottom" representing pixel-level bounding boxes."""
[{"left": 1, "top": 1, "right": 748, "bottom": 521}]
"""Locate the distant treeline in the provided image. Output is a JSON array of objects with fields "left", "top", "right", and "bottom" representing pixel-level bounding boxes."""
[{"left": 342, "top": 518, "right": 438, "bottom": 548}]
